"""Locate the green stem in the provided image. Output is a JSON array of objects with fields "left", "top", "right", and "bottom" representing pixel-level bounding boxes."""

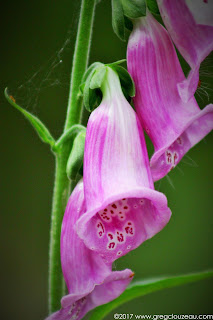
[
  {"left": 48, "top": 154, "right": 70, "bottom": 312},
  {"left": 48, "top": 0, "right": 96, "bottom": 314},
  {"left": 64, "top": 0, "right": 96, "bottom": 130}
]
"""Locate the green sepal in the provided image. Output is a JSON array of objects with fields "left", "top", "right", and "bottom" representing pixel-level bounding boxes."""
[
  {"left": 90, "top": 66, "right": 106, "bottom": 90},
  {"left": 110, "top": 65, "right": 135, "bottom": 97},
  {"left": 66, "top": 130, "right": 86, "bottom": 181},
  {"left": 4, "top": 88, "right": 55, "bottom": 148},
  {"left": 81, "top": 62, "right": 105, "bottom": 112},
  {"left": 121, "top": 0, "right": 146, "bottom": 19},
  {"left": 146, "top": 0, "right": 159, "bottom": 14},
  {"left": 111, "top": 0, "right": 126, "bottom": 41},
  {"left": 54, "top": 124, "right": 86, "bottom": 151},
  {"left": 89, "top": 270, "right": 213, "bottom": 320},
  {"left": 81, "top": 62, "right": 103, "bottom": 88},
  {"left": 81, "top": 60, "right": 135, "bottom": 112},
  {"left": 83, "top": 70, "right": 102, "bottom": 112},
  {"left": 107, "top": 59, "right": 126, "bottom": 67}
]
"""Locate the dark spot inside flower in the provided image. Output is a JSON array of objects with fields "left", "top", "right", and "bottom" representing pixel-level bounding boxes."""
[
  {"left": 112, "top": 204, "right": 117, "bottom": 209},
  {"left": 124, "top": 206, "right": 128, "bottom": 209},
  {"left": 110, "top": 210, "right": 114, "bottom": 214},
  {"left": 122, "top": 198, "right": 126, "bottom": 200},
  {"left": 108, "top": 242, "right": 116, "bottom": 249},
  {"left": 104, "top": 208, "right": 107, "bottom": 212}
]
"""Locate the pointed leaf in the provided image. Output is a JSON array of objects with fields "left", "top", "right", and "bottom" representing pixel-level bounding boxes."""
[
  {"left": 4, "top": 88, "right": 55, "bottom": 147},
  {"left": 112, "top": 0, "right": 126, "bottom": 41},
  {"left": 66, "top": 130, "right": 86, "bottom": 181},
  {"left": 121, "top": 0, "right": 146, "bottom": 19},
  {"left": 90, "top": 66, "right": 106, "bottom": 90},
  {"left": 90, "top": 270, "right": 213, "bottom": 320},
  {"left": 107, "top": 59, "right": 126, "bottom": 67}
]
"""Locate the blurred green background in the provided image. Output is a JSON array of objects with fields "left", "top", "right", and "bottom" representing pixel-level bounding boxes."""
[{"left": 1, "top": 1, "right": 213, "bottom": 319}]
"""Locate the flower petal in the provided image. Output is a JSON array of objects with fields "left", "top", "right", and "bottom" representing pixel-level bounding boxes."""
[
  {"left": 77, "top": 68, "right": 171, "bottom": 264},
  {"left": 127, "top": 11, "right": 213, "bottom": 182},
  {"left": 81, "top": 269, "right": 134, "bottom": 316},
  {"left": 157, "top": 0, "right": 213, "bottom": 101},
  {"left": 60, "top": 180, "right": 111, "bottom": 301},
  {"left": 46, "top": 181, "right": 134, "bottom": 320},
  {"left": 46, "top": 269, "right": 134, "bottom": 320}
]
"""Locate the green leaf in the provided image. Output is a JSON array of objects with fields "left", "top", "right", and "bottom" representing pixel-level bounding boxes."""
[
  {"left": 90, "top": 67, "right": 106, "bottom": 90},
  {"left": 81, "top": 62, "right": 103, "bottom": 86},
  {"left": 110, "top": 65, "right": 135, "bottom": 97},
  {"left": 111, "top": 0, "right": 126, "bottom": 41},
  {"left": 107, "top": 59, "right": 126, "bottom": 67},
  {"left": 121, "top": 0, "right": 146, "bottom": 19},
  {"left": 4, "top": 88, "right": 55, "bottom": 148},
  {"left": 89, "top": 270, "right": 213, "bottom": 320},
  {"left": 146, "top": 0, "right": 159, "bottom": 14},
  {"left": 66, "top": 130, "right": 86, "bottom": 181},
  {"left": 83, "top": 69, "right": 98, "bottom": 111},
  {"left": 54, "top": 124, "right": 86, "bottom": 150},
  {"left": 82, "top": 64, "right": 105, "bottom": 112}
]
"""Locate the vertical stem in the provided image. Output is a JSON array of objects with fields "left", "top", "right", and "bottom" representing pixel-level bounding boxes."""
[
  {"left": 48, "top": 154, "right": 70, "bottom": 312},
  {"left": 64, "top": 0, "right": 96, "bottom": 130},
  {"left": 48, "top": 0, "right": 96, "bottom": 314}
]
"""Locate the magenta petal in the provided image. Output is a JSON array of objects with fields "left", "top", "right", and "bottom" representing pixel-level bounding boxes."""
[
  {"left": 157, "top": 0, "right": 213, "bottom": 101},
  {"left": 76, "top": 67, "right": 171, "bottom": 264},
  {"left": 46, "top": 269, "right": 133, "bottom": 320},
  {"left": 60, "top": 180, "right": 111, "bottom": 299},
  {"left": 127, "top": 11, "right": 213, "bottom": 182},
  {"left": 84, "top": 269, "right": 134, "bottom": 311},
  {"left": 46, "top": 180, "right": 134, "bottom": 320}
]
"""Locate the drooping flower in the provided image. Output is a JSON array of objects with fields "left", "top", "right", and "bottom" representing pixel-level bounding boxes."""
[
  {"left": 76, "top": 66, "right": 171, "bottom": 264},
  {"left": 157, "top": 0, "right": 213, "bottom": 102},
  {"left": 127, "top": 11, "right": 213, "bottom": 182},
  {"left": 46, "top": 180, "right": 134, "bottom": 320}
]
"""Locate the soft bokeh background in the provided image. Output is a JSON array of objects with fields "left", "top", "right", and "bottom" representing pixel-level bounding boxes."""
[{"left": 1, "top": 1, "right": 213, "bottom": 319}]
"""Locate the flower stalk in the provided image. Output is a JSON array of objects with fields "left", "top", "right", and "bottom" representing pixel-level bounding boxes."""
[{"left": 48, "top": 0, "right": 96, "bottom": 313}]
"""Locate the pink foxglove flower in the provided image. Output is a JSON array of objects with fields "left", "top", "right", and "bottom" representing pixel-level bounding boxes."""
[
  {"left": 127, "top": 11, "right": 213, "bottom": 182},
  {"left": 46, "top": 180, "right": 134, "bottom": 320},
  {"left": 76, "top": 67, "right": 171, "bottom": 264},
  {"left": 157, "top": 0, "right": 213, "bottom": 102}
]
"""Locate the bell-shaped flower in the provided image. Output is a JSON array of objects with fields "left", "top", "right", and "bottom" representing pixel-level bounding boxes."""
[
  {"left": 46, "top": 180, "right": 134, "bottom": 320},
  {"left": 157, "top": 0, "right": 213, "bottom": 102},
  {"left": 127, "top": 11, "right": 213, "bottom": 182},
  {"left": 76, "top": 67, "right": 171, "bottom": 265}
]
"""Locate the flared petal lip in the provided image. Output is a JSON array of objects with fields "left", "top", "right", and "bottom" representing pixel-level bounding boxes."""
[
  {"left": 61, "top": 265, "right": 112, "bottom": 308},
  {"left": 61, "top": 269, "right": 134, "bottom": 309},
  {"left": 61, "top": 292, "right": 90, "bottom": 309},
  {"left": 76, "top": 186, "right": 171, "bottom": 245},
  {"left": 150, "top": 104, "right": 213, "bottom": 181}
]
